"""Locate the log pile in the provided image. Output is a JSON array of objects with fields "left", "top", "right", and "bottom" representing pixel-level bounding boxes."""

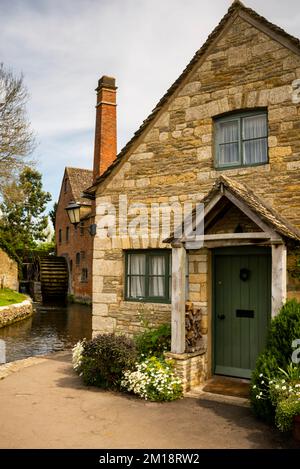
[{"left": 185, "top": 302, "right": 202, "bottom": 353}]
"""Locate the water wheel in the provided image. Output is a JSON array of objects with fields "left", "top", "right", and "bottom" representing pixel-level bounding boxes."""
[{"left": 39, "top": 256, "right": 68, "bottom": 303}]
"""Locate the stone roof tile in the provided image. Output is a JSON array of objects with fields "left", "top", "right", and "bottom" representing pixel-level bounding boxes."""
[{"left": 65, "top": 167, "right": 93, "bottom": 205}]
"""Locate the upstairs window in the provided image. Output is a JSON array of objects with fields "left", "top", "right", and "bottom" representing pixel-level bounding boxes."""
[
  {"left": 125, "top": 250, "right": 171, "bottom": 303},
  {"left": 215, "top": 111, "right": 268, "bottom": 169},
  {"left": 58, "top": 229, "right": 62, "bottom": 244},
  {"left": 76, "top": 252, "right": 80, "bottom": 265},
  {"left": 66, "top": 226, "right": 69, "bottom": 243},
  {"left": 80, "top": 222, "right": 84, "bottom": 236},
  {"left": 81, "top": 268, "right": 88, "bottom": 282}
]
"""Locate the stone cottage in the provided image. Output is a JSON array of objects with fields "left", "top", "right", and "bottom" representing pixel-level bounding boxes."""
[{"left": 85, "top": 0, "right": 300, "bottom": 390}]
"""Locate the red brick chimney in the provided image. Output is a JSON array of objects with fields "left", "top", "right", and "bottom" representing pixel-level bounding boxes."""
[{"left": 93, "top": 76, "right": 117, "bottom": 182}]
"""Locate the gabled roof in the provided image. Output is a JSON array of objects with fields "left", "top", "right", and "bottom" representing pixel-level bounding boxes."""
[
  {"left": 65, "top": 167, "right": 93, "bottom": 205},
  {"left": 165, "top": 175, "right": 300, "bottom": 244},
  {"left": 205, "top": 176, "right": 300, "bottom": 241},
  {"left": 85, "top": 0, "right": 300, "bottom": 194}
]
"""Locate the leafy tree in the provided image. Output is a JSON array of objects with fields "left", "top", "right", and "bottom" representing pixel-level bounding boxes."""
[
  {"left": 0, "top": 167, "right": 51, "bottom": 256},
  {"left": 49, "top": 202, "right": 58, "bottom": 229},
  {"left": 0, "top": 63, "right": 35, "bottom": 191}
]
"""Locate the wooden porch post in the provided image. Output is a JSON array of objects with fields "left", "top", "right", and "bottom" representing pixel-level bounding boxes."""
[
  {"left": 272, "top": 244, "right": 287, "bottom": 317},
  {"left": 171, "top": 244, "right": 186, "bottom": 354}
]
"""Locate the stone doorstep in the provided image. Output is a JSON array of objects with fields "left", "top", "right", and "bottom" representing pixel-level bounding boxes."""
[{"left": 185, "top": 384, "right": 250, "bottom": 408}]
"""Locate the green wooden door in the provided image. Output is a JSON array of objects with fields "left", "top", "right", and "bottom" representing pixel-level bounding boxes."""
[{"left": 214, "top": 247, "right": 271, "bottom": 379}]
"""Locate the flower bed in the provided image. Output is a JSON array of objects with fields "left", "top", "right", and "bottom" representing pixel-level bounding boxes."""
[
  {"left": 72, "top": 325, "right": 183, "bottom": 402},
  {"left": 121, "top": 356, "right": 182, "bottom": 401},
  {"left": 252, "top": 368, "right": 300, "bottom": 433}
]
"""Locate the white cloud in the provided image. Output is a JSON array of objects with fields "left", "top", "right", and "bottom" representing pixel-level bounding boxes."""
[{"left": 0, "top": 0, "right": 299, "bottom": 204}]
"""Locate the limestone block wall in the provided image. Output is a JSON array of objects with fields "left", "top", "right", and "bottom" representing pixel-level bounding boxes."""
[
  {"left": 0, "top": 249, "right": 18, "bottom": 291},
  {"left": 92, "top": 233, "right": 172, "bottom": 336},
  {"left": 166, "top": 351, "right": 208, "bottom": 393}
]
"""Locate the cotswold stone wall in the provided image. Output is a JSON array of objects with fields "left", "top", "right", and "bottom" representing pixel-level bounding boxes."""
[
  {"left": 93, "top": 15, "right": 300, "bottom": 337},
  {"left": 165, "top": 352, "right": 208, "bottom": 393},
  {"left": 0, "top": 299, "right": 33, "bottom": 328},
  {"left": 0, "top": 250, "right": 18, "bottom": 291}
]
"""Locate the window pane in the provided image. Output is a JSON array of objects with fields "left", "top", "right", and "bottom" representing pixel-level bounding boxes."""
[
  {"left": 149, "top": 256, "right": 165, "bottom": 275},
  {"left": 149, "top": 276, "right": 165, "bottom": 297},
  {"left": 218, "top": 120, "right": 239, "bottom": 143},
  {"left": 149, "top": 256, "right": 166, "bottom": 297},
  {"left": 243, "top": 138, "right": 268, "bottom": 164},
  {"left": 128, "top": 254, "right": 146, "bottom": 275},
  {"left": 219, "top": 143, "right": 239, "bottom": 165},
  {"left": 129, "top": 275, "right": 145, "bottom": 298},
  {"left": 243, "top": 115, "right": 267, "bottom": 140}
]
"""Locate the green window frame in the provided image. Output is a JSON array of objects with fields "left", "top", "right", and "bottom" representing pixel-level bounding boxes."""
[
  {"left": 214, "top": 110, "right": 268, "bottom": 169},
  {"left": 125, "top": 250, "right": 171, "bottom": 303}
]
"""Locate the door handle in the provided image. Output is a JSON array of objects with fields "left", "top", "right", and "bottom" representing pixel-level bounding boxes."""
[{"left": 217, "top": 314, "right": 226, "bottom": 320}]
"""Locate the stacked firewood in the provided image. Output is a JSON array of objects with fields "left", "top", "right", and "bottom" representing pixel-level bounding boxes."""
[{"left": 185, "top": 302, "right": 202, "bottom": 353}]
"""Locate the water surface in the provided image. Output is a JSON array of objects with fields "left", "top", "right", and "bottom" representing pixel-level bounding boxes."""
[{"left": 0, "top": 303, "right": 92, "bottom": 363}]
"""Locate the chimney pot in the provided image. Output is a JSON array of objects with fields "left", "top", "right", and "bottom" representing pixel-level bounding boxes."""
[{"left": 96, "top": 76, "right": 116, "bottom": 90}]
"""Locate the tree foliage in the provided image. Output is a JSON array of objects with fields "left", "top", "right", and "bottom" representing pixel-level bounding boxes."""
[
  {"left": 49, "top": 202, "right": 58, "bottom": 229},
  {"left": 0, "top": 63, "right": 35, "bottom": 190},
  {"left": 0, "top": 167, "right": 51, "bottom": 257}
]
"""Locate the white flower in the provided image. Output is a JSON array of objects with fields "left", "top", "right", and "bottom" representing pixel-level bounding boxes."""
[
  {"left": 259, "top": 374, "right": 263, "bottom": 378},
  {"left": 282, "top": 386, "right": 287, "bottom": 390}
]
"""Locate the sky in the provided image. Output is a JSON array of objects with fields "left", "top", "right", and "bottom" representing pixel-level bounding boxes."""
[{"left": 1, "top": 0, "right": 300, "bottom": 212}]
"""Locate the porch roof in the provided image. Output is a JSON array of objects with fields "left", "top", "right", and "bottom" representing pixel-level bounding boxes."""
[{"left": 165, "top": 175, "right": 300, "bottom": 244}]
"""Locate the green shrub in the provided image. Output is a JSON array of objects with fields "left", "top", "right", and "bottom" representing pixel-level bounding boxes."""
[
  {"left": 121, "top": 356, "right": 183, "bottom": 402},
  {"left": 267, "top": 300, "right": 300, "bottom": 367},
  {"left": 134, "top": 323, "right": 171, "bottom": 359},
  {"left": 251, "top": 299, "right": 300, "bottom": 422},
  {"left": 252, "top": 369, "right": 300, "bottom": 432},
  {"left": 275, "top": 394, "right": 300, "bottom": 432},
  {"left": 73, "top": 333, "right": 137, "bottom": 390},
  {"left": 250, "top": 351, "right": 279, "bottom": 423}
]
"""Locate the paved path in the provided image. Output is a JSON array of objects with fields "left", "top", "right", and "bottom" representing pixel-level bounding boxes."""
[{"left": 0, "top": 352, "right": 295, "bottom": 449}]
